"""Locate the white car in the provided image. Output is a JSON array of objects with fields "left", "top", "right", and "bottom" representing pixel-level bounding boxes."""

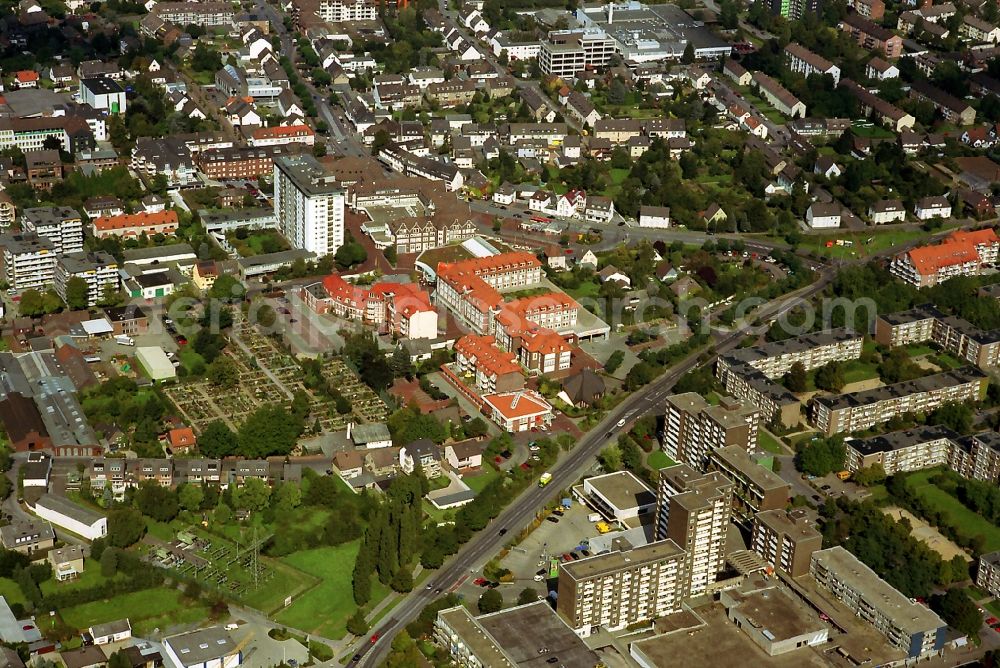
[
  {"left": 616, "top": 419, "right": 626, "bottom": 428},
  {"left": 533, "top": 574, "right": 544, "bottom": 582},
  {"left": 529, "top": 445, "right": 540, "bottom": 452}
]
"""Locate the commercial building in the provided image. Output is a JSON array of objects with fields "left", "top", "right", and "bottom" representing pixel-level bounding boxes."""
[
  {"left": 661, "top": 393, "right": 760, "bottom": 470},
  {"left": 709, "top": 445, "right": 789, "bottom": 523},
  {"left": 54, "top": 251, "right": 119, "bottom": 307},
  {"left": 33, "top": 494, "right": 106, "bottom": 541},
  {"left": 163, "top": 627, "right": 242, "bottom": 668},
  {"left": 435, "top": 600, "right": 600, "bottom": 666},
  {"left": 21, "top": 206, "right": 83, "bottom": 255},
  {"left": 720, "top": 583, "right": 829, "bottom": 656},
  {"left": 977, "top": 551, "right": 1000, "bottom": 598},
  {"left": 273, "top": 155, "right": 346, "bottom": 257},
  {"left": 79, "top": 77, "right": 125, "bottom": 114},
  {"left": 810, "top": 547, "right": 946, "bottom": 659},
  {"left": 0, "top": 233, "right": 57, "bottom": 291},
  {"left": 891, "top": 228, "right": 1000, "bottom": 288},
  {"left": 844, "top": 425, "right": 957, "bottom": 474},
  {"left": 577, "top": 471, "right": 657, "bottom": 526},
  {"left": 751, "top": 509, "right": 822, "bottom": 577},
  {"left": 811, "top": 366, "right": 988, "bottom": 435},
  {"left": 655, "top": 464, "right": 733, "bottom": 597},
  {"left": 556, "top": 537, "right": 685, "bottom": 636},
  {"left": 136, "top": 347, "right": 177, "bottom": 382},
  {"left": 197, "top": 144, "right": 301, "bottom": 180},
  {"left": 481, "top": 389, "right": 553, "bottom": 433}
]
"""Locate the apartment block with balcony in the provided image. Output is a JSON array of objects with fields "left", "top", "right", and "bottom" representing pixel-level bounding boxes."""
[
  {"left": 718, "top": 328, "right": 863, "bottom": 380},
  {"left": 556, "top": 537, "right": 686, "bottom": 636},
  {"left": 655, "top": 464, "right": 733, "bottom": 597},
  {"left": 661, "top": 393, "right": 760, "bottom": 471},
  {"left": 977, "top": 551, "right": 1000, "bottom": 598},
  {"left": 709, "top": 445, "right": 789, "bottom": 524},
  {"left": 844, "top": 425, "right": 957, "bottom": 474},
  {"left": 875, "top": 305, "right": 1000, "bottom": 370},
  {"left": 716, "top": 362, "right": 802, "bottom": 428},
  {"left": 952, "top": 431, "right": 1000, "bottom": 483},
  {"left": 752, "top": 508, "right": 822, "bottom": 577},
  {"left": 810, "top": 547, "right": 946, "bottom": 659},
  {"left": 22, "top": 206, "right": 83, "bottom": 255},
  {"left": 54, "top": 251, "right": 119, "bottom": 307},
  {"left": 811, "top": 366, "right": 988, "bottom": 435},
  {"left": 0, "top": 233, "right": 57, "bottom": 291}
]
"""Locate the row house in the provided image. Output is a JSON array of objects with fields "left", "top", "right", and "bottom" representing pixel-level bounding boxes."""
[
  {"left": 909, "top": 80, "right": 976, "bottom": 125},
  {"left": 197, "top": 144, "right": 302, "bottom": 180},
  {"left": 92, "top": 211, "right": 178, "bottom": 240},
  {"left": 425, "top": 79, "right": 478, "bottom": 107},
  {"left": 840, "top": 79, "right": 915, "bottom": 131},
  {"left": 784, "top": 43, "right": 841, "bottom": 85},
  {"left": 377, "top": 144, "right": 464, "bottom": 191}
]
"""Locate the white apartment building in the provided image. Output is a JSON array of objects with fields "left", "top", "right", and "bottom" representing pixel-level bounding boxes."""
[
  {"left": 54, "top": 251, "right": 119, "bottom": 307},
  {"left": 0, "top": 233, "right": 57, "bottom": 291},
  {"left": 273, "top": 155, "right": 345, "bottom": 257},
  {"left": 317, "top": 0, "right": 377, "bottom": 21},
  {"left": 556, "top": 538, "right": 686, "bottom": 636},
  {"left": 843, "top": 425, "right": 957, "bottom": 474},
  {"left": 21, "top": 206, "right": 84, "bottom": 255},
  {"left": 810, "top": 547, "right": 946, "bottom": 660},
  {"left": 661, "top": 393, "right": 759, "bottom": 470},
  {"left": 868, "top": 199, "right": 906, "bottom": 224},
  {"left": 717, "top": 328, "right": 863, "bottom": 380},
  {"left": 655, "top": 464, "right": 732, "bottom": 597},
  {"left": 784, "top": 43, "right": 841, "bottom": 85},
  {"left": 812, "top": 367, "right": 988, "bottom": 435}
]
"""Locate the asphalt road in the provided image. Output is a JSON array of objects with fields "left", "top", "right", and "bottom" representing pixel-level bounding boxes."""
[{"left": 355, "top": 269, "right": 835, "bottom": 666}]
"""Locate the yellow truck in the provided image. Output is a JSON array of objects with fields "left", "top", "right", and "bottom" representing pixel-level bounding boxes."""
[{"left": 837, "top": 471, "right": 851, "bottom": 481}]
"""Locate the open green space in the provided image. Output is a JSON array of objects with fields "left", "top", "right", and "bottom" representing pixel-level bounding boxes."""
[
  {"left": 850, "top": 121, "right": 895, "bottom": 139},
  {"left": 905, "top": 469, "right": 1000, "bottom": 552},
  {"left": 792, "top": 228, "right": 930, "bottom": 260},
  {"left": 563, "top": 280, "right": 600, "bottom": 301},
  {"left": 842, "top": 360, "right": 880, "bottom": 384},
  {"left": 0, "top": 577, "right": 26, "bottom": 606},
  {"left": 59, "top": 587, "right": 208, "bottom": 636},
  {"left": 463, "top": 466, "right": 499, "bottom": 495},
  {"left": 904, "top": 344, "right": 937, "bottom": 358},
  {"left": 228, "top": 229, "right": 290, "bottom": 257},
  {"left": 275, "top": 543, "right": 390, "bottom": 640},
  {"left": 40, "top": 567, "right": 123, "bottom": 596},
  {"left": 987, "top": 599, "right": 1000, "bottom": 618},
  {"left": 757, "top": 430, "right": 785, "bottom": 455},
  {"left": 929, "top": 352, "right": 965, "bottom": 370},
  {"left": 647, "top": 450, "right": 676, "bottom": 470}
]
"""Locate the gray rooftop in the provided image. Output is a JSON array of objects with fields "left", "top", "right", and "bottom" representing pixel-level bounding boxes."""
[
  {"left": 122, "top": 243, "right": 196, "bottom": 263},
  {"left": 847, "top": 425, "right": 958, "bottom": 457},
  {"left": 165, "top": 626, "right": 238, "bottom": 666},
  {"left": 584, "top": 470, "right": 656, "bottom": 511},
  {"left": 814, "top": 366, "right": 987, "bottom": 411},
  {"left": 274, "top": 154, "right": 344, "bottom": 197},
  {"left": 726, "top": 327, "right": 861, "bottom": 366},
  {"left": 0, "top": 520, "right": 53, "bottom": 548},
  {"left": 711, "top": 445, "right": 789, "bottom": 491},
  {"left": 34, "top": 494, "right": 105, "bottom": 527},
  {"left": 351, "top": 422, "right": 391, "bottom": 445},
  {"left": 561, "top": 538, "right": 684, "bottom": 581}
]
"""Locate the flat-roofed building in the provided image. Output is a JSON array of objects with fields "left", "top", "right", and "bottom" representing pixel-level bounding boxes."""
[
  {"left": 810, "top": 547, "right": 946, "bottom": 659},
  {"left": 435, "top": 600, "right": 600, "bottom": 667},
  {"left": 709, "top": 445, "right": 789, "bottom": 523},
  {"left": 661, "top": 392, "right": 760, "bottom": 470},
  {"left": 718, "top": 328, "right": 863, "bottom": 380},
  {"left": 811, "top": 366, "right": 988, "bottom": 435},
  {"left": 656, "top": 464, "right": 733, "bottom": 597},
  {"left": 844, "top": 425, "right": 957, "bottom": 474},
  {"left": 952, "top": 431, "right": 1000, "bottom": 484},
  {"left": 874, "top": 304, "right": 1000, "bottom": 370},
  {"left": 751, "top": 508, "right": 822, "bottom": 577},
  {"left": 720, "top": 583, "right": 829, "bottom": 655},
  {"left": 577, "top": 470, "right": 657, "bottom": 526},
  {"left": 164, "top": 626, "right": 241, "bottom": 668},
  {"left": 556, "top": 537, "right": 686, "bottom": 636},
  {"left": 977, "top": 551, "right": 1000, "bottom": 597}
]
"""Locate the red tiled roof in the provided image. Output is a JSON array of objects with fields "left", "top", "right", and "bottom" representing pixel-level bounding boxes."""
[
  {"left": 484, "top": 390, "right": 551, "bottom": 419},
  {"left": 455, "top": 334, "right": 521, "bottom": 377},
  {"left": 947, "top": 228, "right": 999, "bottom": 247},
  {"left": 520, "top": 328, "right": 570, "bottom": 355},
  {"left": 907, "top": 242, "right": 980, "bottom": 276},
  {"left": 93, "top": 210, "right": 178, "bottom": 232},
  {"left": 252, "top": 124, "right": 314, "bottom": 139},
  {"left": 15, "top": 71, "right": 38, "bottom": 82},
  {"left": 168, "top": 427, "right": 196, "bottom": 448}
]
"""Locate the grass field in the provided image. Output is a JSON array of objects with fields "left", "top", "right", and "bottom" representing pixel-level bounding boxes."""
[
  {"left": 792, "top": 228, "right": 930, "bottom": 260},
  {"left": 59, "top": 587, "right": 207, "bottom": 636},
  {"left": 564, "top": 280, "right": 601, "bottom": 301},
  {"left": 647, "top": 450, "right": 676, "bottom": 470},
  {"left": 905, "top": 470, "right": 1000, "bottom": 552},
  {"left": 904, "top": 344, "right": 937, "bottom": 358},
  {"left": 987, "top": 599, "right": 1000, "bottom": 618},
  {"left": 275, "top": 543, "right": 390, "bottom": 640},
  {"left": 757, "top": 430, "right": 786, "bottom": 455},
  {"left": 40, "top": 568, "right": 121, "bottom": 596},
  {"left": 0, "top": 577, "right": 25, "bottom": 606},
  {"left": 842, "top": 360, "right": 880, "bottom": 384},
  {"left": 463, "top": 467, "right": 499, "bottom": 494}
]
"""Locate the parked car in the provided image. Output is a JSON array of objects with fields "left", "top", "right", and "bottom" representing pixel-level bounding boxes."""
[
  {"left": 473, "top": 578, "right": 488, "bottom": 586},
  {"left": 546, "top": 517, "right": 559, "bottom": 524}
]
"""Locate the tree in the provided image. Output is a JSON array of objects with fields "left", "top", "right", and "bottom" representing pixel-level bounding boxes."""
[
  {"left": 199, "top": 420, "right": 239, "bottom": 458},
  {"left": 929, "top": 402, "right": 974, "bottom": 434},
  {"left": 17, "top": 289, "right": 45, "bottom": 317},
  {"left": 517, "top": 587, "right": 538, "bottom": 605},
  {"left": 931, "top": 588, "right": 982, "bottom": 638},
  {"left": 208, "top": 274, "right": 245, "bottom": 303},
  {"left": 207, "top": 355, "right": 239, "bottom": 388},
  {"left": 783, "top": 361, "right": 808, "bottom": 393},
  {"left": 478, "top": 588, "right": 503, "bottom": 614},
  {"left": 390, "top": 567, "right": 413, "bottom": 592},
  {"left": 238, "top": 405, "right": 304, "bottom": 457},
  {"left": 272, "top": 483, "right": 301, "bottom": 512},
  {"left": 599, "top": 444, "right": 622, "bottom": 472},
  {"left": 681, "top": 42, "right": 695, "bottom": 64},
  {"left": 607, "top": 78, "right": 627, "bottom": 105},
  {"left": 232, "top": 477, "right": 271, "bottom": 512},
  {"left": 64, "top": 276, "right": 90, "bottom": 310},
  {"left": 389, "top": 346, "right": 415, "bottom": 379},
  {"left": 107, "top": 508, "right": 146, "bottom": 548},
  {"left": 852, "top": 464, "right": 886, "bottom": 487},
  {"left": 795, "top": 437, "right": 846, "bottom": 477},
  {"left": 387, "top": 406, "right": 446, "bottom": 445},
  {"left": 100, "top": 547, "right": 119, "bottom": 576},
  {"left": 346, "top": 609, "right": 368, "bottom": 636},
  {"left": 813, "top": 361, "right": 845, "bottom": 392},
  {"left": 466, "top": 417, "right": 489, "bottom": 438},
  {"left": 135, "top": 482, "right": 179, "bottom": 522},
  {"left": 178, "top": 484, "right": 205, "bottom": 512},
  {"left": 334, "top": 238, "right": 367, "bottom": 270}
]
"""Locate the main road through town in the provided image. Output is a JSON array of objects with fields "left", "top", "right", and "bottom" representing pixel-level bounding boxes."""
[{"left": 353, "top": 265, "right": 837, "bottom": 666}]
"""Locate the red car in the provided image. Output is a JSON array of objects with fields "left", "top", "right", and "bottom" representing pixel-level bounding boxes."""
[
  {"left": 987, "top": 617, "right": 998, "bottom": 625},
  {"left": 370, "top": 633, "right": 379, "bottom": 644},
  {"left": 993, "top": 626, "right": 1000, "bottom": 634},
  {"left": 473, "top": 578, "right": 488, "bottom": 586}
]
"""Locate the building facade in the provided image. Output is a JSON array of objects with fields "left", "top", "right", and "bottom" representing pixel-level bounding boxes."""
[{"left": 273, "top": 155, "right": 346, "bottom": 257}]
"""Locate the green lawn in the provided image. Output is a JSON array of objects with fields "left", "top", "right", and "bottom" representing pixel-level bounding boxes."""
[
  {"left": 905, "top": 470, "right": 1000, "bottom": 552},
  {"left": 275, "top": 543, "right": 390, "bottom": 640},
  {"left": 463, "top": 467, "right": 499, "bottom": 494},
  {"left": 842, "top": 360, "right": 880, "bottom": 384},
  {"left": 178, "top": 347, "right": 206, "bottom": 374},
  {"left": 0, "top": 577, "right": 26, "bottom": 606},
  {"left": 59, "top": 587, "right": 207, "bottom": 636},
  {"left": 851, "top": 121, "right": 895, "bottom": 139},
  {"left": 564, "top": 280, "right": 600, "bottom": 301},
  {"left": 757, "top": 430, "right": 786, "bottom": 455},
  {"left": 791, "top": 228, "right": 930, "bottom": 260},
  {"left": 647, "top": 450, "right": 676, "bottom": 470},
  {"left": 930, "top": 352, "right": 965, "bottom": 370},
  {"left": 987, "top": 599, "right": 1000, "bottom": 618},
  {"left": 904, "top": 344, "right": 937, "bottom": 358},
  {"left": 40, "top": 567, "right": 121, "bottom": 596}
]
